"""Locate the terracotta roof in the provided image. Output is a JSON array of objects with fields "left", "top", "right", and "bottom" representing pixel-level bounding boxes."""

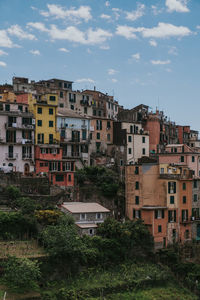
[
  {"left": 61, "top": 202, "right": 110, "bottom": 213},
  {"left": 76, "top": 223, "right": 98, "bottom": 229}
]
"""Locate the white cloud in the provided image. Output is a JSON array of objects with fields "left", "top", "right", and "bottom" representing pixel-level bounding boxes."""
[
  {"left": 196, "top": 25, "right": 200, "bottom": 30},
  {"left": 0, "top": 50, "right": 8, "bottom": 56},
  {"left": 111, "top": 78, "right": 118, "bottom": 83},
  {"left": 31, "top": 6, "right": 37, "bottom": 11},
  {"left": 100, "top": 45, "right": 110, "bottom": 50},
  {"left": 149, "top": 39, "right": 157, "bottom": 47},
  {"left": 108, "top": 68, "right": 118, "bottom": 75},
  {"left": 76, "top": 78, "right": 95, "bottom": 83},
  {"left": 0, "top": 30, "right": 15, "bottom": 48},
  {"left": 40, "top": 5, "right": 92, "bottom": 23},
  {"left": 126, "top": 3, "right": 145, "bottom": 21},
  {"left": 100, "top": 14, "right": 111, "bottom": 20},
  {"left": 142, "top": 22, "right": 191, "bottom": 39},
  {"left": 132, "top": 53, "right": 140, "bottom": 61},
  {"left": 48, "top": 25, "right": 112, "bottom": 45},
  {"left": 112, "top": 8, "right": 121, "bottom": 20},
  {"left": 30, "top": 50, "right": 40, "bottom": 55},
  {"left": 59, "top": 48, "right": 70, "bottom": 53},
  {"left": 0, "top": 61, "right": 6, "bottom": 67},
  {"left": 105, "top": 1, "right": 110, "bottom": 7},
  {"left": 168, "top": 46, "right": 178, "bottom": 55},
  {"left": 151, "top": 59, "right": 171, "bottom": 65},
  {"left": 166, "top": 0, "right": 189, "bottom": 12},
  {"left": 166, "top": 68, "right": 172, "bottom": 72},
  {"left": 151, "top": 5, "right": 164, "bottom": 15},
  {"left": 116, "top": 25, "right": 137, "bottom": 39},
  {"left": 27, "top": 22, "right": 49, "bottom": 32},
  {"left": 116, "top": 23, "right": 191, "bottom": 40},
  {"left": 7, "top": 25, "right": 36, "bottom": 40}
]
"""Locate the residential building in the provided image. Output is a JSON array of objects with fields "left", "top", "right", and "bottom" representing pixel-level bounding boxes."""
[
  {"left": 35, "top": 145, "right": 75, "bottom": 187},
  {"left": 0, "top": 100, "right": 34, "bottom": 174},
  {"left": 125, "top": 159, "right": 193, "bottom": 249},
  {"left": 60, "top": 202, "right": 110, "bottom": 235},
  {"left": 57, "top": 109, "right": 91, "bottom": 168},
  {"left": 28, "top": 93, "right": 60, "bottom": 145}
]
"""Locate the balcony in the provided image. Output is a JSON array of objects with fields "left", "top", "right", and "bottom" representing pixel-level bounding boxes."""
[
  {"left": 63, "top": 152, "right": 81, "bottom": 158},
  {"left": 5, "top": 123, "right": 34, "bottom": 130},
  {"left": 22, "top": 154, "right": 33, "bottom": 160},
  {"left": 5, "top": 153, "right": 18, "bottom": 160},
  {"left": 80, "top": 100, "right": 90, "bottom": 106}
]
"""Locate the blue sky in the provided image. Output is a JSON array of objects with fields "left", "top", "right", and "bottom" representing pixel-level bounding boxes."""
[{"left": 0, "top": 0, "right": 200, "bottom": 130}]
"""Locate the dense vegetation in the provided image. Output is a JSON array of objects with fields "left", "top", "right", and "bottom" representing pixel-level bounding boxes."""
[{"left": 0, "top": 184, "right": 199, "bottom": 299}]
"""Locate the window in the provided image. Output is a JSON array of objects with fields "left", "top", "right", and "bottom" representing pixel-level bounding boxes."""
[
  {"left": 98, "top": 111, "right": 101, "bottom": 117},
  {"left": 192, "top": 208, "right": 200, "bottom": 219},
  {"left": 37, "top": 107, "right": 42, "bottom": 114},
  {"left": 168, "top": 210, "right": 176, "bottom": 222},
  {"left": 158, "top": 225, "right": 162, "bottom": 233},
  {"left": 194, "top": 194, "right": 198, "bottom": 202},
  {"left": 183, "top": 196, "right": 187, "bottom": 204},
  {"left": 93, "top": 109, "right": 96, "bottom": 116},
  {"left": 142, "top": 136, "right": 145, "bottom": 143},
  {"left": 82, "top": 130, "right": 86, "bottom": 140},
  {"left": 80, "top": 213, "right": 86, "bottom": 220},
  {"left": 5, "top": 104, "right": 10, "bottom": 111},
  {"left": 192, "top": 156, "right": 195, "bottom": 162},
  {"left": 128, "top": 136, "right": 132, "bottom": 142},
  {"left": 194, "top": 180, "right": 197, "bottom": 188},
  {"left": 97, "top": 132, "right": 100, "bottom": 140},
  {"left": 84, "top": 107, "right": 87, "bottom": 114},
  {"left": 49, "top": 121, "right": 53, "bottom": 127},
  {"left": 185, "top": 230, "right": 189, "bottom": 239},
  {"left": 182, "top": 209, "right": 188, "bottom": 222},
  {"left": 37, "top": 120, "right": 42, "bottom": 126},
  {"left": 71, "top": 105, "right": 74, "bottom": 110},
  {"left": 107, "top": 121, "right": 111, "bottom": 129},
  {"left": 88, "top": 228, "right": 94, "bottom": 235},
  {"left": 96, "top": 213, "right": 102, "bottom": 219},
  {"left": 59, "top": 103, "right": 64, "bottom": 108},
  {"left": 68, "top": 174, "right": 71, "bottom": 182},
  {"left": 181, "top": 156, "right": 184, "bottom": 162},
  {"left": 49, "top": 108, "right": 53, "bottom": 115},
  {"left": 37, "top": 133, "right": 44, "bottom": 144},
  {"left": 155, "top": 210, "right": 165, "bottom": 219},
  {"left": 142, "top": 148, "right": 146, "bottom": 155},
  {"left": 96, "top": 120, "right": 102, "bottom": 130},
  {"left": 135, "top": 166, "right": 139, "bottom": 174},
  {"left": 49, "top": 95, "right": 56, "bottom": 101},
  {"left": 170, "top": 196, "right": 174, "bottom": 204},
  {"left": 60, "top": 91, "right": 63, "bottom": 98},
  {"left": 18, "top": 105, "right": 23, "bottom": 112},
  {"left": 128, "top": 148, "right": 132, "bottom": 154},
  {"left": 182, "top": 182, "right": 186, "bottom": 190},
  {"left": 160, "top": 168, "right": 164, "bottom": 174},
  {"left": 135, "top": 181, "right": 139, "bottom": 190},
  {"left": 130, "top": 125, "right": 133, "bottom": 133},
  {"left": 133, "top": 209, "right": 141, "bottom": 219},
  {"left": 49, "top": 134, "right": 53, "bottom": 144},
  {"left": 56, "top": 174, "right": 64, "bottom": 182},
  {"left": 120, "top": 160, "right": 123, "bottom": 166},
  {"left": 107, "top": 134, "right": 110, "bottom": 141},
  {"left": 135, "top": 196, "right": 139, "bottom": 205},
  {"left": 168, "top": 182, "right": 176, "bottom": 194}
]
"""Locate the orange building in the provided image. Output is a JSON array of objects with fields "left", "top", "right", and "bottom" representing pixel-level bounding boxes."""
[
  {"left": 125, "top": 159, "right": 193, "bottom": 249},
  {"left": 35, "top": 145, "right": 75, "bottom": 187}
]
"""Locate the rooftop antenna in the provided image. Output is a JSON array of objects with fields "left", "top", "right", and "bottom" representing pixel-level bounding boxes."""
[{"left": 158, "top": 96, "right": 160, "bottom": 111}]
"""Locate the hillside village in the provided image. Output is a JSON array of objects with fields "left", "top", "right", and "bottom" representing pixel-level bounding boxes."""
[{"left": 0, "top": 76, "right": 200, "bottom": 249}]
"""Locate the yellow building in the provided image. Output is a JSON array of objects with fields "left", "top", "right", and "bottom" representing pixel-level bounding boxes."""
[
  {"left": 0, "top": 91, "right": 16, "bottom": 102},
  {"left": 29, "top": 93, "right": 60, "bottom": 144}
]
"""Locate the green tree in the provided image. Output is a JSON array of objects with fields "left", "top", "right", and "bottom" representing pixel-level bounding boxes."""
[{"left": 3, "top": 256, "right": 41, "bottom": 292}]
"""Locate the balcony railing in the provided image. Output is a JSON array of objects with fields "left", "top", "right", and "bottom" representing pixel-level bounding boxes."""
[
  {"left": 5, "top": 153, "right": 18, "bottom": 160},
  {"left": 5, "top": 123, "right": 34, "bottom": 130},
  {"left": 22, "top": 154, "right": 33, "bottom": 160}
]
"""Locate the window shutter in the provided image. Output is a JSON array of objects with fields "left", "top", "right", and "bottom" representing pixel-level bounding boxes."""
[
  {"left": 162, "top": 210, "right": 165, "bottom": 219},
  {"left": 186, "top": 210, "right": 188, "bottom": 220},
  {"left": 168, "top": 182, "right": 170, "bottom": 194},
  {"left": 174, "top": 210, "right": 176, "bottom": 222},
  {"left": 133, "top": 209, "right": 135, "bottom": 219},
  {"left": 139, "top": 210, "right": 141, "bottom": 219},
  {"left": 168, "top": 211, "right": 170, "bottom": 222},
  {"left": 174, "top": 182, "right": 176, "bottom": 193},
  {"left": 155, "top": 210, "right": 158, "bottom": 219},
  {"left": 182, "top": 210, "right": 184, "bottom": 222}
]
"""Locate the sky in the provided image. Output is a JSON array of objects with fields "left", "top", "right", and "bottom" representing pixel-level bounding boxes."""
[{"left": 0, "top": 0, "right": 200, "bottom": 130}]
